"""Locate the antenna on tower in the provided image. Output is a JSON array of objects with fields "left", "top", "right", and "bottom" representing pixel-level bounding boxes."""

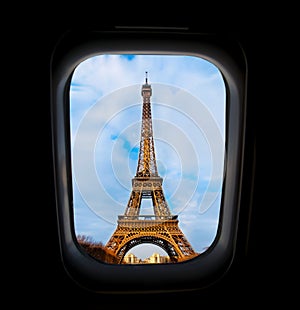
[{"left": 145, "top": 71, "right": 148, "bottom": 84}]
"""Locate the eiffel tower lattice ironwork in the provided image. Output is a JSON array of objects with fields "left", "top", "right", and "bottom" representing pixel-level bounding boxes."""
[{"left": 105, "top": 73, "right": 197, "bottom": 263}]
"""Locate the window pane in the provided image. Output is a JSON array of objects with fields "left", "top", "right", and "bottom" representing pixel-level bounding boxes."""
[{"left": 70, "top": 54, "right": 226, "bottom": 264}]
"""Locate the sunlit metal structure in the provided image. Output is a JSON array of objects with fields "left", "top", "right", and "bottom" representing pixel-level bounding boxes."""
[{"left": 105, "top": 73, "right": 197, "bottom": 263}]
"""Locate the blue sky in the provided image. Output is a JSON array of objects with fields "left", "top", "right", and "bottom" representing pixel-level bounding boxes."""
[{"left": 70, "top": 54, "right": 226, "bottom": 260}]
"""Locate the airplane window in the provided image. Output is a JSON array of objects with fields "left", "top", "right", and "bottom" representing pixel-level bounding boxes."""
[
  {"left": 69, "top": 54, "right": 226, "bottom": 264},
  {"left": 51, "top": 30, "right": 248, "bottom": 292}
]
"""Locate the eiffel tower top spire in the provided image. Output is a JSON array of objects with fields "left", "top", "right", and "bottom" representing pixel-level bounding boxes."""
[{"left": 136, "top": 72, "right": 158, "bottom": 177}]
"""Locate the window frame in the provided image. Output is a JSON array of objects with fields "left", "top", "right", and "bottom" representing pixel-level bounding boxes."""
[{"left": 50, "top": 29, "right": 248, "bottom": 293}]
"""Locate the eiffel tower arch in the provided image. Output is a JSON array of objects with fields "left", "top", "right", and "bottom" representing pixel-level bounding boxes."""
[{"left": 105, "top": 73, "right": 197, "bottom": 263}]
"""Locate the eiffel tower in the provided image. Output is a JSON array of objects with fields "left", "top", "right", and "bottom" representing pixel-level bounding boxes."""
[{"left": 105, "top": 73, "right": 197, "bottom": 263}]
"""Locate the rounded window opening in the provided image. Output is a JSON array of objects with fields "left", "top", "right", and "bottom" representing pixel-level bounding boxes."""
[{"left": 71, "top": 54, "right": 226, "bottom": 264}]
